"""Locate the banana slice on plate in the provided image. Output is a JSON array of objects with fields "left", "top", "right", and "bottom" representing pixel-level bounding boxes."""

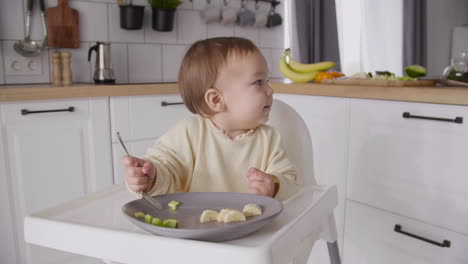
[
  {"left": 242, "top": 203, "right": 262, "bottom": 217},
  {"left": 200, "top": 210, "right": 219, "bottom": 223},
  {"left": 217, "top": 209, "right": 232, "bottom": 223},
  {"left": 223, "top": 210, "right": 246, "bottom": 223}
]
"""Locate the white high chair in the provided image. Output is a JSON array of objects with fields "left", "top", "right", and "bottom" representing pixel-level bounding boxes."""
[
  {"left": 24, "top": 100, "right": 341, "bottom": 264},
  {"left": 268, "top": 99, "right": 341, "bottom": 264}
]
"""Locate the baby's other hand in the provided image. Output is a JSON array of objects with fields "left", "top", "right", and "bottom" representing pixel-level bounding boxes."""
[
  {"left": 121, "top": 156, "right": 156, "bottom": 193},
  {"left": 246, "top": 167, "right": 275, "bottom": 197}
]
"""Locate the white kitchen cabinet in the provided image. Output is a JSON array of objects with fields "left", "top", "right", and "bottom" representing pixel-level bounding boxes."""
[
  {"left": 274, "top": 94, "right": 349, "bottom": 263},
  {"left": 346, "top": 99, "right": 468, "bottom": 235},
  {"left": 0, "top": 103, "right": 17, "bottom": 264},
  {"left": 110, "top": 94, "right": 191, "bottom": 183},
  {"left": 344, "top": 201, "right": 468, "bottom": 264},
  {"left": 1, "top": 98, "right": 114, "bottom": 264}
]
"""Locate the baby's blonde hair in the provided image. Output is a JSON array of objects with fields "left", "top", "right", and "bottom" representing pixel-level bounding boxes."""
[{"left": 178, "top": 37, "right": 260, "bottom": 116}]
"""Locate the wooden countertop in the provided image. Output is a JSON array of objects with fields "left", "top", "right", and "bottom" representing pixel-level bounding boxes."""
[{"left": 1, "top": 82, "right": 468, "bottom": 106}]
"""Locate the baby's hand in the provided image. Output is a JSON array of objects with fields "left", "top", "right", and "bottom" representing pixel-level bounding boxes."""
[
  {"left": 121, "top": 156, "right": 156, "bottom": 193},
  {"left": 246, "top": 168, "right": 275, "bottom": 197}
]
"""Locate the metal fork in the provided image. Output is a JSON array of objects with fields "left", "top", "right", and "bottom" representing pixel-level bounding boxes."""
[{"left": 116, "top": 132, "right": 163, "bottom": 210}]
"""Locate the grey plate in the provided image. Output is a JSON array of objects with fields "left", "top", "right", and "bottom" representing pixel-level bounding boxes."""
[{"left": 122, "top": 192, "right": 283, "bottom": 242}]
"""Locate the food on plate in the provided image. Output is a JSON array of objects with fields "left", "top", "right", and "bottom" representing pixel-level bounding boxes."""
[
  {"left": 168, "top": 200, "right": 180, "bottom": 211},
  {"left": 151, "top": 217, "right": 164, "bottom": 226},
  {"left": 134, "top": 212, "right": 145, "bottom": 219},
  {"left": 200, "top": 210, "right": 219, "bottom": 223},
  {"left": 242, "top": 204, "right": 263, "bottom": 217},
  {"left": 217, "top": 209, "right": 232, "bottom": 223},
  {"left": 163, "top": 219, "right": 179, "bottom": 228},
  {"left": 134, "top": 212, "right": 178, "bottom": 228},
  {"left": 223, "top": 210, "right": 246, "bottom": 223},
  {"left": 144, "top": 214, "right": 153, "bottom": 224},
  {"left": 405, "top": 65, "right": 426, "bottom": 78},
  {"left": 278, "top": 48, "right": 337, "bottom": 83}
]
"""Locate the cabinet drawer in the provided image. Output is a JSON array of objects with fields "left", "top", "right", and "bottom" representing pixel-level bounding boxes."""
[
  {"left": 2, "top": 99, "right": 90, "bottom": 123},
  {"left": 347, "top": 99, "right": 468, "bottom": 235},
  {"left": 343, "top": 201, "right": 468, "bottom": 264},
  {"left": 110, "top": 94, "right": 190, "bottom": 142}
]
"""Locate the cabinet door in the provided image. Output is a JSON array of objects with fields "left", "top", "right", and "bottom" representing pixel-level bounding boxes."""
[
  {"left": 273, "top": 94, "right": 349, "bottom": 261},
  {"left": 347, "top": 99, "right": 468, "bottom": 235},
  {"left": 110, "top": 94, "right": 190, "bottom": 142},
  {"left": 1, "top": 98, "right": 113, "bottom": 264},
  {"left": 110, "top": 95, "right": 191, "bottom": 183},
  {"left": 344, "top": 201, "right": 468, "bottom": 264},
  {"left": 0, "top": 105, "right": 17, "bottom": 264}
]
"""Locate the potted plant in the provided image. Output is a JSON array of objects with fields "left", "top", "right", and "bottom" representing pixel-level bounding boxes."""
[{"left": 148, "top": 0, "right": 182, "bottom": 31}]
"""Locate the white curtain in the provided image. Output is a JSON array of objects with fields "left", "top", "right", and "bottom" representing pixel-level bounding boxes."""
[{"left": 335, "top": 0, "right": 403, "bottom": 76}]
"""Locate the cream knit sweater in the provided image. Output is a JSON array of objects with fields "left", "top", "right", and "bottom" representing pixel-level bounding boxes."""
[{"left": 143, "top": 115, "right": 300, "bottom": 201}]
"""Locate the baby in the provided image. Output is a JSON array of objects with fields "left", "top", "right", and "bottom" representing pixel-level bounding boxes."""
[{"left": 122, "top": 37, "right": 300, "bottom": 200}]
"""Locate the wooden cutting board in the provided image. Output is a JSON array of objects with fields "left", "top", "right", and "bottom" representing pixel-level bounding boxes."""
[
  {"left": 322, "top": 78, "right": 437, "bottom": 87},
  {"left": 47, "top": 0, "right": 79, "bottom": 48}
]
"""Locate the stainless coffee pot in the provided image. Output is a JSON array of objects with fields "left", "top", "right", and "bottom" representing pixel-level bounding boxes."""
[{"left": 88, "top": 42, "right": 115, "bottom": 84}]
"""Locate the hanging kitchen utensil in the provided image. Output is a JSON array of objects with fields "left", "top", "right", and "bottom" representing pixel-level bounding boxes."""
[
  {"left": 46, "top": 0, "right": 79, "bottom": 48},
  {"left": 14, "top": 0, "right": 42, "bottom": 57},
  {"left": 38, "top": 0, "right": 48, "bottom": 50}
]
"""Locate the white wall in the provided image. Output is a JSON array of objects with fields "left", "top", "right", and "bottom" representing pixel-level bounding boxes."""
[
  {"left": 0, "top": 0, "right": 286, "bottom": 85},
  {"left": 426, "top": 0, "right": 468, "bottom": 76}
]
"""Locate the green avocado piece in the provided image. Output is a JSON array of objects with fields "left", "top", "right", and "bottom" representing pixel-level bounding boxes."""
[
  {"left": 134, "top": 212, "right": 145, "bottom": 219},
  {"left": 163, "top": 218, "right": 179, "bottom": 228},
  {"left": 168, "top": 200, "right": 180, "bottom": 211},
  {"left": 405, "top": 65, "right": 426, "bottom": 78},
  {"left": 151, "top": 217, "right": 164, "bottom": 226},
  {"left": 144, "top": 214, "right": 153, "bottom": 224}
]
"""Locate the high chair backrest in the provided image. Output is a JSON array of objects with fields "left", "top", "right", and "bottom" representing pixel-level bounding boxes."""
[{"left": 267, "top": 99, "right": 317, "bottom": 187}]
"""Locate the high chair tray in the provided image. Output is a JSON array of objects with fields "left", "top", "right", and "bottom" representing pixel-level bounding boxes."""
[
  {"left": 24, "top": 184, "right": 338, "bottom": 264},
  {"left": 122, "top": 192, "right": 283, "bottom": 242}
]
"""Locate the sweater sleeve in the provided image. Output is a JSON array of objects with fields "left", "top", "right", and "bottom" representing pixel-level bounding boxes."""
[
  {"left": 264, "top": 128, "right": 301, "bottom": 201},
  {"left": 143, "top": 117, "right": 197, "bottom": 195}
]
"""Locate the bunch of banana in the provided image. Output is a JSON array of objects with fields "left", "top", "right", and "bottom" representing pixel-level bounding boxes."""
[{"left": 278, "top": 48, "right": 336, "bottom": 83}]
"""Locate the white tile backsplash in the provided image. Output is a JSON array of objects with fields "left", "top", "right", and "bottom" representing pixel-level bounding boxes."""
[
  {"left": 0, "top": 0, "right": 285, "bottom": 85},
  {"left": 144, "top": 8, "right": 178, "bottom": 44},
  {"left": 0, "top": 0, "right": 24, "bottom": 40},
  {"left": 74, "top": 1, "right": 109, "bottom": 42},
  {"left": 162, "top": 44, "right": 188, "bottom": 82},
  {"left": 109, "top": 4, "right": 145, "bottom": 43},
  {"left": 110, "top": 43, "right": 129, "bottom": 83},
  {"left": 207, "top": 23, "right": 235, "bottom": 38},
  {"left": 270, "top": 48, "right": 283, "bottom": 78},
  {"left": 49, "top": 42, "right": 92, "bottom": 83},
  {"left": 259, "top": 26, "right": 284, "bottom": 48},
  {"left": 259, "top": 48, "right": 272, "bottom": 75},
  {"left": 234, "top": 26, "right": 259, "bottom": 47},
  {"left": 3, "top": 40, "right": 50, "bottom": 84},
  {"left": 177, "top": 10, "right": 207, "bottom": 44},
  {"left": 128, "top": 44, "right": 162, "bottom": 83}
]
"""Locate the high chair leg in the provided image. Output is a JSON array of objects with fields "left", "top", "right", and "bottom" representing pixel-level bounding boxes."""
[{"left": 327, "top": 241, "right": 341, "bottom": 264}]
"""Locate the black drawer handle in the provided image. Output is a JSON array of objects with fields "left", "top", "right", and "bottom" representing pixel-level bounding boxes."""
[
  {"left": 394, "top": 224, "right": 451, "bottom": 248},
  {"left": 161, "top": 101, "right": 184, "bottom": 107},
  {"left": 21, "top": 106, "right": 75, "bottom": 115},
  {"left": 403, "top": 112, "right": 463, "bottom": 124}
]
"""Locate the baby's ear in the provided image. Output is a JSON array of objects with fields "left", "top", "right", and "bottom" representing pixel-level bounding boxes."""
[{"left": 204, "top": 88, "right": 225, "bottom": 113}]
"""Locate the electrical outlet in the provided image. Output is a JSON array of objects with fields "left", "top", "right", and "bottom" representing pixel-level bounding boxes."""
[{"left": 5, "top": 56, "right": 43, "bottom": 76}]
